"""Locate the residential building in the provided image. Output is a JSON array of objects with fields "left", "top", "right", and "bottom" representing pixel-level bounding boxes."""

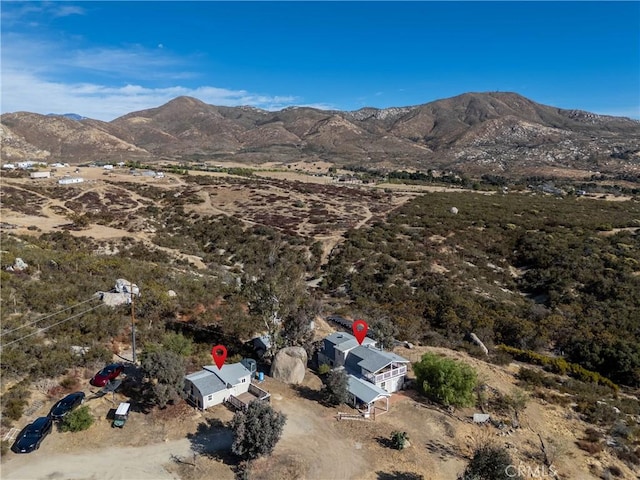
[
  {"left": 319, "top": 331, "right": 409, "bottom": 393},
  {"left": 184, "top": 359, "right": 270, "bottom": 411}
]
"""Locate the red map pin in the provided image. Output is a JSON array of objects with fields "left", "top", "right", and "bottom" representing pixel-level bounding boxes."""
[
  {"left": 211, "top": 345, "right": 227, "bottom": 370},
  {"left": 352, "top": 319, "right": 368, "bottom": 345}
]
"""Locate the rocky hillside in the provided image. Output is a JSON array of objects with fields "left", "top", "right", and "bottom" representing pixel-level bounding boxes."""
[{"left": 2, "top": 92, "right": 639, "bottom": 175}]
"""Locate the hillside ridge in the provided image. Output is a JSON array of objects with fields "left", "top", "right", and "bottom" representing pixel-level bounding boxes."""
[{"left": 2, "top": 91, "right": 639, "bottom": 175}]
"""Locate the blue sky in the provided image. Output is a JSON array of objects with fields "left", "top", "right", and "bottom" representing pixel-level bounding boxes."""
[{"left": 2, "top": 1, "right": 639, "bottom": 121}]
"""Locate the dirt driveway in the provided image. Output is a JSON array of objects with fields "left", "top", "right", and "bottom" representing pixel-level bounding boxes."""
[{"left": 3, "top": 438, "right": 197, "bottom": 480}]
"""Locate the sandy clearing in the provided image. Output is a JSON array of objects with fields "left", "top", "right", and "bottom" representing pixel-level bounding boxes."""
[{"left": 2, "top": 438, "right": 192, "bottom": 480}]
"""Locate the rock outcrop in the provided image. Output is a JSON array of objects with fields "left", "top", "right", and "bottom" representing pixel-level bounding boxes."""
[{"left": 270, "top": 347, "right": 308, "bottom": 385}]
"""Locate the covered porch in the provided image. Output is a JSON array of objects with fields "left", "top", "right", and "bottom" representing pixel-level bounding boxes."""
[{"left": 347, "top": 375, "right": 391, "bottom": 420}]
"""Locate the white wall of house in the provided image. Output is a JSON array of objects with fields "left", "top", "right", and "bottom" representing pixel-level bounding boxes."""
[
  {"left": 227, "top": 374, "right": 251, "bottom": 397},
  {"left": 203, "top": 389, "right": 228, "bottom": 409},
  {"left": 376, "top": 374, "right": 404, "bottom": 393}
]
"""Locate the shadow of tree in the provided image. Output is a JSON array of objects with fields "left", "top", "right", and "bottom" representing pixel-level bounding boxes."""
[
  {"left": 292, "top": 384, "right": 324, "bottom": 403},
  {"left": 376, "top": 471, "right": 425, "bottom": 480},
  {"left": 425, "top": 440, "right": 464, "bottom": 460},
  {"left": 375, "top": 435, "right": 394, "bottom": 449},
  {"left": 186, "top": 418, "right": 235, "bottom": 464}
]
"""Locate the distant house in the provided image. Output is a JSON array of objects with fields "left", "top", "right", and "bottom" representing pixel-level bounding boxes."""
[
  {"left": 30, "top": 171, "right": 50, "bottom": 179},
  {"left": 184, "top": 359, "right": 270, "bottom": 411},
  {"left": 319, "top": 331, "right": 410, "bottom": 417},
  {"left": 58, "top": 177, "right": 84, "bottom": 185}
]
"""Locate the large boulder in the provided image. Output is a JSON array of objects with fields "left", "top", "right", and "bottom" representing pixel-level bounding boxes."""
[{"left": 270, "top": 347, "right": 307, "bottom": 385}]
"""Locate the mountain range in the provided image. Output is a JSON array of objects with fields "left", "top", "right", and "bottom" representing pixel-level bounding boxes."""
[{"left": 2, "top": 92, "right": 639, "bottom": 176}]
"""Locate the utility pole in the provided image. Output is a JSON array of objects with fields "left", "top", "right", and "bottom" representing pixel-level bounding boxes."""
[{"left": 131, "top": 283, "right": 137, "bottom": 364}]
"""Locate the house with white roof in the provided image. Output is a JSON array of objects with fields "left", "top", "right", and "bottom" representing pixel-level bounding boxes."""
[{"left": 184, "top": 360, "right": 270, "bottom": 411}]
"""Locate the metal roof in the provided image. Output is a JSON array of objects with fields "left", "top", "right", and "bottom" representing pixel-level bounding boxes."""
[
  {"left": 347, "top": 345, "right": 410, "bottom": 374},
  {"left": 186, "top": 362, "right": 253, "bottom": 396},
  {"left": 347, "top": 375, "right": 390, "bottom": 404},
  {"left": 185, "top": 369, "right": 226, "bottom": 396},
  {"left": 325, "top": 331, "right": 376, "bottom": 350},
  {"left": 204, "top": 363, "right": 251, "bottom": 387}
]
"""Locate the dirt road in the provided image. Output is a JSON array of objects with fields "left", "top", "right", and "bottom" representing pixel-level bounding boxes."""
[{"left": 2, "top": 438, "right": 192, "bottom": 480}]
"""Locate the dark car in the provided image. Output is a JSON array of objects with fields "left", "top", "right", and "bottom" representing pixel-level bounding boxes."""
[
  {"left": 49, "top": 391, "right": 85, "bottom": 420},
  {"left": 11, "top": 416, "right": 53, "bottom": 453},
  {"left": 90, "top": 363, "right": 124, "bottom": 387}
]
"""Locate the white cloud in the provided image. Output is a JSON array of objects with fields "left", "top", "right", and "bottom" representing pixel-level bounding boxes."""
[
  {"left": 52, "top": 5, "right": 86, "bottom": 18},
  {"left": 0, "top": 69, "right": 306, "bottom": 120},
  {"left": 1, "top": 34, "right": 309, "bottom": 120}
]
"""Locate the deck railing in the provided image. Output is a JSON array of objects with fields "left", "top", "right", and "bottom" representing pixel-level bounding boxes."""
[
  {"left": 225, "top": 395, "right": 247, "bottom": 411},
  {"left": 364, "top": 365, "right": 407, "bottom": 384},
  {"left": 249, "top": 383, "right": 271, "bottom": 401}
]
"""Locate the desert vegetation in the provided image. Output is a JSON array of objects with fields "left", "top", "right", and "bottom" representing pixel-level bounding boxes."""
[{"left": 1, "top": 167, "right": 639, "bottom": 478}]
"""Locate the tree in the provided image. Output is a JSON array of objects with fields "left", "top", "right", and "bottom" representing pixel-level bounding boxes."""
[
  {"left": 142, "top": 350, "right": 186, "bottom": 408},
  {"left": 61, "top": 405, "right": 94, "bottom": 432},
  {"left": 231, "top": 401, "right": 287, "bottom": 460},
  {"left": 323, "top": 369, "right": 350, "bottom": 406},
  {"left": 413, "top": 353, "right": 477, "bottom": 407},
  {"left": 162, "top": 332, "right": 193, "bottom": 357},
  {"left": 391, "top": 431, "right": 409, "bottom": 450},
  {"left": 461, "top": 444, "right": 521, "bottom": 480},
  {"left": 368, "top": 314, "right": 399, "bottom": 350},
  {"left": 243, "top": 245, "right": 312, "bottom": 358}
]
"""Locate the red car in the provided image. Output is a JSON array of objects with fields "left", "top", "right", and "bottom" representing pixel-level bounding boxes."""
[{"left": 90, "top": 363, "right": 124, "bottom": 387}]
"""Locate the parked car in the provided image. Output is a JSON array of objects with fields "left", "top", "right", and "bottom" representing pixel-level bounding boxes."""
[
  {"left": 49, "top": 391, "right": 85, "bottom": 420},
  {"left": 11, "top": 416, "right": 53, "bottom": 453},
  {"left": 90, "top": 363, "right": 124, "bottom": 387}
]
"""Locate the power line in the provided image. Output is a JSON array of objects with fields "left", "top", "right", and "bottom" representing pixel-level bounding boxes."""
[
  {"left": 0, "top": 295, "right": 103, "bottom": 337},
  {"left": 0, "top": 303, "right": 107, "bottom": 348}
]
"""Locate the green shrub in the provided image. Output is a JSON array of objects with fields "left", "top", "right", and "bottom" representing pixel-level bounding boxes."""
[
  {"left": 231, "top": 401, "right": 286, "bottom": 460},
  {"left": 391, "top": 431, "right": 409, "bottom": 450},
  {"left": 317, "top": 364, "right": 331, "bottom": 376},
  {"left": 1, "top": 381, "right": 31, "bottom": 425},
  {"left": 162, "top": 332, "right": 193, "bottom": 357},
  {"left": 499, "top": 345, "right": 618, "bottom": 391},
  {"left": 413, "top": 353, "right": 477, "bottom": 407},
  {"left": 462, "top": 444, "right": 521, "bottom": 480},
  {"left": 60, "top": 376, "right": 80, "bottom": 391},
  {"left": 323, "top": 369, "right": 349, "bottom": 406},
  {"left": 61, "top": 405, "right": 94, "bottom": 432}
]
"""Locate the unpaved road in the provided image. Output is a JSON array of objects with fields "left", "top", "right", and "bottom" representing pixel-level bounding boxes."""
[
  {"left": 3, "top": 438, "right": 192, "bottom": 480},
  {"left": 2, "top": 430, "right": 232, "bottom": 480}
]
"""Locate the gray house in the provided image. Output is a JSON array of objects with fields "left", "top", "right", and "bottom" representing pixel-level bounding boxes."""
[
  {"left": 319, "top": 331, "right": 409, "bottom": 393},
  {"left": 318, "top": 331, "right": 410, "bottom": 416},
  {"left": 184, "top": 362, "right": 252, "bottom": 410}
]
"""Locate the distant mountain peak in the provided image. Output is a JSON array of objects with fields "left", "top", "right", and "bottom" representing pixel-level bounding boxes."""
[
  {"left": 4, "top": 92, "right": 639, "bottom": 175},
  {"left": 46, "top": 113, "right": 86, "bottom": 121}
]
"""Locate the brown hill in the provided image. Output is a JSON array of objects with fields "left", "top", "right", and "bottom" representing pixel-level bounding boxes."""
[
  {"left": 1, "top": 92, "right": 638, "bottom": 174},
  {"left": 0, "top": 112, "right": 148, "bottom": 162}
]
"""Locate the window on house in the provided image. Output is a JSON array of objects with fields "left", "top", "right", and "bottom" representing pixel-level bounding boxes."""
[
  {"left": 380, "top": 382, "right": 386, "bottom": 390},
  {"left": 241, "top": 378, "right": 246, "bottom": 383},
  {"left": 208, "top": 395, "right": 213, "bottom": 401}
]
